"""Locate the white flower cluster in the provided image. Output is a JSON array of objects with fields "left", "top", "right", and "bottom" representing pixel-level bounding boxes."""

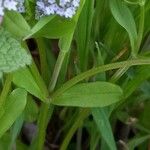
[
  {"left": 36, "top": 0, "right": 80, "bottom": 19},
  {"left": 0, "top": 0, "right": 24, "bottom": 16},
  {"left": 0, "top": 0, "right": 80, "bottom": 19}
]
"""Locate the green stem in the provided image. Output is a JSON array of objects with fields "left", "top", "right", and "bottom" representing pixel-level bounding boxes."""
[
  {"left": 36, "top": 50, "right": 67, "bottom": 150},
  {"left": 0, "top": 74, "right": 12, "bottom": 118},
  {"left": 110, "top": 66, "right": 129, "bottom": 83},
  {"left": 36, "top": 38, "right": 49, "bottom": 83},
  {"left": 52, "top": 58, "right": 150, "bottom": 99},
  {"left": 48, "top": 51, "right": 67, "bottom": 92},
  {"left": 35, "top": 38, "right": 54, "bottom": 150},
  {"left": 36, "top": 103, "right": 54, "bottom": 150}
]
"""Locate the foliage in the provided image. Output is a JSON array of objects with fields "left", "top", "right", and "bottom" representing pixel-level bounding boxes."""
[{"left": 0, "top": 0, "right": 150, "bottom": 149}]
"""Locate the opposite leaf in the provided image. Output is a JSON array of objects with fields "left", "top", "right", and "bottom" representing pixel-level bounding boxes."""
[
  {"left": 0, "top": 28, "right": 31, "bottom": 75},
  {"left": 52, "top": 82, "right": 123, "bottom": 107}
]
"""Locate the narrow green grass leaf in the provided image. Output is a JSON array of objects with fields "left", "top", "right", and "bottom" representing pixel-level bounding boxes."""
[
  {"left": 76, "top": 0, "right": 94, "bottom": 71},
  {"left": 52, "top": 82, "right": 123, "bottom": 107},
  {"left": 60, "top": 109, "right": 89, "bottom": 150},
  {"left": 0, "top": 88, "right": 27, "bottom": 138},
  {"left": 92, "top": 108, "right": 117, "bottom": 150},
  {"left": 127, "top": 135, "right": 150, "bottom": 150}
]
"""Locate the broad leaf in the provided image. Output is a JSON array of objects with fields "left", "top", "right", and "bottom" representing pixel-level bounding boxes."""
[
  {"left": 0, "top": 88, "right": 27, "bottom": 138},
  {"left": 52, "top": 82, "right": 123, "bottom": 107}
]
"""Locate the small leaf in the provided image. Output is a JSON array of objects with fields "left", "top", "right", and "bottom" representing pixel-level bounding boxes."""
[
  {"left": 109, "top": 0, "right": 137, "bottom": 51},
  {"left": 52, "top": 82, "right": 123, "bottom": 107},
  {"left": 0, "top": 28, "right": 31, "bottom": 75},
  {"left": 0, "top": 88, "right": 27, "bottom": 138},
  {"left": 13, "top": 67, "right": 46, "bottom": 102}
]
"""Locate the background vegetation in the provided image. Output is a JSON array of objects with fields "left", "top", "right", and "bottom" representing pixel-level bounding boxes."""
[{"left": 0, "top": 0, "right": 150, "bottom": 149}]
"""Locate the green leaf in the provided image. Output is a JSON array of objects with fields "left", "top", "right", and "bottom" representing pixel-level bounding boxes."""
[
  {"left": 127, "top": 135, "right": 150, "bottom": 150},
  {"left": 24, "top": 15, "right": 55, "bottom": 40},
  {"left": 3, "top": 11, "right": 30, "bottom": 38},
  {"left": 0, "top": 88, "right": 27, "bottom": 138},
  {"left": 30, "top": 16, "right": 76, "bottom": 39},
  {"left": 52, "top": 82, "right": 123, "bottom": 107},
  {"left": 92, "top": 108, "right": 117, "bottom": 150},
  {"left": 0, "top": 133, "right": 28, "bottom": 150},
  {"left": 0, "top": 28, "right": 31, "bottom": 75},
  {"left": 109, "top": 0, "right": 137, "bottom": 51},
  {"left": 24, "top": 95, "right": 39, "bottom": 122},
  {"left": 13, "top": 67, "right": 46, "bottom": 102},
  {"left": 76, "top": 0, "right": 94, "bottom": 71},
  {"left": 9, "top": 115, "right": 24, "bottom": 149},
  {"left": 139, "top": 101, "right": 150, "bottom": 130},
  {"left": 124, "top": 65, "right": 150, "bottom": 98}
]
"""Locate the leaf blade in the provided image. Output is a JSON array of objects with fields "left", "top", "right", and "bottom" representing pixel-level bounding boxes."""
[
  {"left": 92, "top": 108, "right": 117, "bottom": 150},
  {"left": 109, "top": 0, "right": 137, "bottom": 51},
  {"left": 0, "top": 88, "right": 27, "bottom": 138},
  {"left": 52, "top": 82, "right": 123, "bottom": 107}
]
